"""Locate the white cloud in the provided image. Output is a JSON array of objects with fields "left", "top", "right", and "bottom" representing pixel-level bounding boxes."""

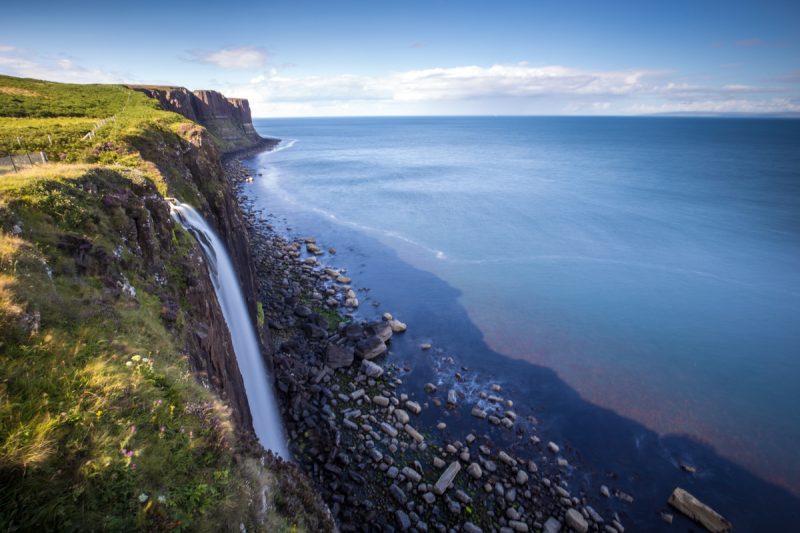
[
  {"left": 628, "top": 98, "right": 800, "bottom": 115},
  {"left": 191, "top": 46, "right": 267, "bottom": 69},
  {"left": 224, "top": 63, "right": 798, "bottom": 117}
]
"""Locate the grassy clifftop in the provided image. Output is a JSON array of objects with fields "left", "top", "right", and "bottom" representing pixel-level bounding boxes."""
[{"left": 0, "top": 76, "right": 329, "bottom": 531}]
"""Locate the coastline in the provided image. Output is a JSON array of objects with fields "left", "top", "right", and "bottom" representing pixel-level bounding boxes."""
[{"left": 226, "top": 154, "right": 631, "bottom": 533}]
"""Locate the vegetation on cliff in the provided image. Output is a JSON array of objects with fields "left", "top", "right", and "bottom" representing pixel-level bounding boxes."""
[{"left": 0, "top": 76, "right": 328, "bottom": 531}]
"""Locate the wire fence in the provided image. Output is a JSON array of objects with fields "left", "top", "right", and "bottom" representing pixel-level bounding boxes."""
[{"left": 0, "top": 151, "right": 48, "bottom": 175}]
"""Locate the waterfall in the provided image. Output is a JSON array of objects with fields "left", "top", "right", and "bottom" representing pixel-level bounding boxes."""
[{"left": 170, "top": 201, "right": 289, "bottom": 459}]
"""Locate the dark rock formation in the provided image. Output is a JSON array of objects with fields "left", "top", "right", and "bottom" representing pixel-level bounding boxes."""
[{"left": 128, "top": 85, "right": 272, "bottom": 153}]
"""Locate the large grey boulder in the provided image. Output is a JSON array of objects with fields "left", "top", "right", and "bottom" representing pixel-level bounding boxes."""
[{"left": 668, "top": 487, "right": 732, "bottom": 532}]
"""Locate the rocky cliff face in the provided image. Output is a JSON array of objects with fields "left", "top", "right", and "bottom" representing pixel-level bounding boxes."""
[{"left": 129, "top": 85, "right": 270, "bottom": 153}]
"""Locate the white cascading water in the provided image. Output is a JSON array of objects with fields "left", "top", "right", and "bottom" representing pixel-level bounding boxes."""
[{"left": 170, "top": 201, "right": 289, "bottom": 459}]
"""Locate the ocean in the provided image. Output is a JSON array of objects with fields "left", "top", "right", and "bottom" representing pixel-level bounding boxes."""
[{"left": 245, "top": 116, "right": 800, "bottom": 529}]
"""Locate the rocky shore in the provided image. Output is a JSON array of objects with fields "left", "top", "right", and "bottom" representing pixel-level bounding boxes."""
[{"left": 225, "top": 156, "right": 645, "bottom": 533}]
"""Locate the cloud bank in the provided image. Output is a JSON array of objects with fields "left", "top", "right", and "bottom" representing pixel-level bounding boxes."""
[{"left": 227, "top": 63, "right": 800, "bottom": 117}]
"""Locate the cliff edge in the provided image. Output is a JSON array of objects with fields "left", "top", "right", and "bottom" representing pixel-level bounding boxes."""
[
  {"left": 128, "top": 85, "right": 273, "bottom": 154},
  {"left": 0, "top": 74, "right": 331, "bottom": 531}
]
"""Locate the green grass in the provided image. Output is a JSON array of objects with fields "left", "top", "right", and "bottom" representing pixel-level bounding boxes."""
[{"left": 0, "top": 76, "right": 323, "bottom": 531}]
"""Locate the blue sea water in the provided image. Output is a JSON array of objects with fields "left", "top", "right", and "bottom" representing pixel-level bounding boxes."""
[{"left": 247, "top": 116, "right": 800, "bottom": 526}]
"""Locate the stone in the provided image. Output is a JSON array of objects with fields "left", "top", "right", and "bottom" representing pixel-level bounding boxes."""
[
  {"left": 447, "top": 389, "right": 458, "bottom": 406},
  {"left": 356, "top": 336, "right": 387, "bottom": 360},
  {"left": 433, "top": 462, "right": 461, "bottom": 495},
  {"left": 402, "top": 466, "right": 422, "bottom": 483},
  {"left": 565, "top": 508, "right": 589, "bottom": 533},
  {"left": 372, "top": 395, "right": 390, "bottom": 407},
  {"left": 361, "top": 359, "right": 384, "bottom": 378},
  {"left": 350, "top": 389, "right": 365, "bottom": 400},
  {"left": 394, "top": 409, "right": 410, "bottom": 424},
  {"left": 381, "top": 422, "right": 398, "bottom": 437},
  {"left": 336, "top": 275, "right": 351, "bottom": 283},
  {"left": 390, "top": 483, "right": 407, "bottom": 505},
  {"left": 515, "top": 470, "right": 529, "bottom": 485},
  {"left": 404, "top": 424, "right": 424, "bottom": 443},
  {"left": 508, "top": 520, "right": 528, "bottom": 532},
  {"left": 543, "top": 517, "right": 561, "bottom": 533},
  {"left": 467, "top": 463, "right": 482, "bottom": 479},
  {"left": 389, "top": 319, "right": 407, "bottom": 333},
  {"left": 463, "top": 523, "right": 483, "bottom": 533},
  {"left": 471, "top": 407, "right": 487, "bottom": 419},
  {"left": 424, "top": 383, "right": 438, "bottom": 393},
  {"left": 498, "top": 451, "right": 516, "bottom": 466},
  {"left": 600, "top": 485, "right": 611, "bottom": 498},
  {"left": 420, "top": 343, "right": 432, "bottom": 350},
  {"left": 433, "top": 457, "right": 446, "bottom": 468},
  {"left": 405, "top": 400, "right": 422, "bottom": 414},
  {"left": 454, "top": 489, "right": 471, "bottom": 504},
  {"left": 345, "top": 297, "right": 359, "bottom": 308},
  {"left": 668, "top": 487, "right": 732, "bottom": 532},
  {"left": 395, "top": 509, "right": 411, "bottom": 531},
  {"left": 422, "top": 492, "right": 436, "bottom": 504},
  {"left": 547, "top": 441, "right": 559, "bottom": 454},
  {"left": 369, "top": 321, "right": 393, "bottom": 342}
]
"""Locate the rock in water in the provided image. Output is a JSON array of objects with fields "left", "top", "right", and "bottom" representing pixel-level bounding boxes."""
[
  {"left": 668, "top": 487, "right": 732, "bottom": 532},
  {"left": 433, "top": 461, "right": 461, "bottom": 495},
  {"left": 325, "top": 344, "right": 354, "bottom": 369},
  {"left": 389, "top": 319, "right": 407, "bottom": 332},
  {"left": 368, "top": 321, "right": 393, "bottom": 342},
  {"left": 356, "top": 336, "right": 387, "bottom": 360}
]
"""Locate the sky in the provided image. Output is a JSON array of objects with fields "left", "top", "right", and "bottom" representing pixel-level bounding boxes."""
[{"left": 1, "top": 0, "right": 799, "bottom": 117}]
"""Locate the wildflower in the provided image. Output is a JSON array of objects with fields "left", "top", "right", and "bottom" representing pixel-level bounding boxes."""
[
  {"left": 131, "top": 355, "right": 142, "bottom": 362},
  {"left": 131, "top": 463, "right": 137, "bottom": 470},
  {"left": 95, "top": 410, "right": 102, "bottom": 418},
  {"left": 156, "top": 399, "right": 163, "bottom": 406},
  {"left": 130, "top": 424, "right": 136, "bottom": 433},
  {"left": 125, "top": 361, "right": 133, "bottom": 367},
  {"left": 142, "top": 357, "right": 149, "bottom": 363},
  {"left": 157, "top": 495, "right": 166, "bottom": 503},
  {"left": 138, "top": 493, "right": 148, "bottom": 503},
  {"left": 125, "top": 450, "right": 134, "bottom": 458},
  {"left": 160, "top": 426, "right": 165, "bottom": 433}
]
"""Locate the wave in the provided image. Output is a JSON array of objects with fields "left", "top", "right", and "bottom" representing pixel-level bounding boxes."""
[{"left": 266, "top": 138, "right": 298, "bottom": 154}]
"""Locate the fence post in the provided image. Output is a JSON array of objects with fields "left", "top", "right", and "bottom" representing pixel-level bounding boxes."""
[
  {"left": 10, "top": 155, "right": 17, "bottom": 173},
  {"left": 27, "top": 153, "right": 34, "bottom": 165},
  {"left": 48, "top": 134, "right": 53, "bottom": 146},
  {"left": 40, "top": 151, "right": 47, "bottom": 163}
]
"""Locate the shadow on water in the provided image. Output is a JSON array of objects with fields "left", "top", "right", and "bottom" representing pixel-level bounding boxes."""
[{"left": 242, "top": 161, "right": 800, "bottom": 532}]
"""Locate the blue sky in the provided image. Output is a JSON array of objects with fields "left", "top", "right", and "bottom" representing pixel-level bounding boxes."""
[{"left": 2, "top": 0, "right": 799, "bottom": 116}]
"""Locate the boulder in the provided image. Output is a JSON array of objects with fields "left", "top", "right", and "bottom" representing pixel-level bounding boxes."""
[
  {"left": 326, "top": 344, "right": 354, "bottom": 369},
  {"left": 565, "top": 508, "right": 588, "bottom": 533},
  {"left": 356, "top": 335, "right": 387, "bottom": 360},
  {"left": 668, "top": 487, "right": 732, "bottom": 532},
  {"left": 389, "top": 319, "right": 407, "bottom": 333},
  {"left": 368, "top": 321, "right": 393, "bottom": 342},
  {"left": 433, "top": 461, "right": 461, "bottom": 495},
  {"left": 361, "top": 359, "right": 384, "bottom": 378}
]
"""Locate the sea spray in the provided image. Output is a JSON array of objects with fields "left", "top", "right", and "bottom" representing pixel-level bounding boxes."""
[{"left": 170, "top": 201, "right": 289, "bottom": 459}]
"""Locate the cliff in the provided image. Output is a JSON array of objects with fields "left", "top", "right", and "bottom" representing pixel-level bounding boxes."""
[
  {"left": 128, "top": 85, "right": 272, "bottom": 154},
  {"left": 0, "top": 75, "right": 331, "bottom": 531}
]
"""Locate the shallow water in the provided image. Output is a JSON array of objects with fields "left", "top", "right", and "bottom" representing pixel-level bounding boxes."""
[{"left": 246, "top": 116, "right": 800, "bottom": 525}]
